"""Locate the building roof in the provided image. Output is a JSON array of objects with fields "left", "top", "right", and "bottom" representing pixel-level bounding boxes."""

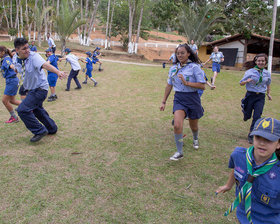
[{"left": 205, "top": 33, "right": 280, "bottom": 46}]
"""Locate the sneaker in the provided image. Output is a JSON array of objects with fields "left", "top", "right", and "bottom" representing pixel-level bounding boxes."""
[
  {"left": 65, "top": 88, "right": 70, "bottom": 91},
  {"left": 47, "top": 96, "right": 56, "bottom": 102},
  {"left": 54, "top": 94, "right": 58, "bottom": 99},
  {"left": 30, "top": 131, "right": 48, "bottom": 142},
  {"left": 169, "top": 152, "right": 183, "bottom": 161},
  {"left": 248, "top": 134, "right": 253, "bottom": 144},
  {"left": 5, "top": 116, "right": 19, "bottom": 123},
  {"left": 74, "top": 87, "right": 82, "bottom": 90},
  {"left": 193, "top": 139, "right": 199, "bottom": 150},
  {"left": 94, "top": 82, "right": 98, "bottom": 87},
  {"left": 82, "top": 81, "right": 87, "bottom": 84}
]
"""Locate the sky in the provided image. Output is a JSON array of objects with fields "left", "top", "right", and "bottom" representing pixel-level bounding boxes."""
[{"left": 278, "top": 0, "right": 280, "bottom": 6}]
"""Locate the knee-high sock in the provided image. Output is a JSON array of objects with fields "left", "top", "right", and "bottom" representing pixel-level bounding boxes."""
[{"left": 174, "top": 133, "right": 183, "bottom": 154}]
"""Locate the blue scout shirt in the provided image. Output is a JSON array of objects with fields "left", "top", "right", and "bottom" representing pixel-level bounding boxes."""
[
  {"left": 86, "top": 57, "right": 93, "bottom": 71},
  {"left": 29, "top": 45, "right": 37, "bottom": 52},
  {"left": 210, "top": 52, "right": 224, "bottom": 63},
  {"left": 21, "top": 51, "right": 49, "bottom": 91},
  {"left": 1, "top": 55, "right": 17, "bottom": 79},
  {"left": 240, "top": 68, "right": 271, "bottom": 94},
  {"left": 229, "top": 147, "right": 280, "bottom": 224},
  {"left": 47, "top": 54, "right": 59, "bottom": 75},
  {"left": 167, "top": 62, "right": 206, "bottom": 92}
]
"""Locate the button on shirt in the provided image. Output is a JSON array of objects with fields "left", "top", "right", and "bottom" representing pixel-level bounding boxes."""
[
  {"left": 1, "top": 55, "right": 17, "bottom": 79},
  {"left": 229, "top": 147, "right": 280, "bottom": 224},
  {"left": 47, "top": 37, "right": 56, "bottom": 48},
  {"left": 240, "top": 68, "right": 271, "bottom": 93},
  {"left": 66, "top": 53, "right": 81, "bottom": 71},
  {"left": 210, "top": 52, "right": 224, "bottom": 63},
  {"left": 167, "top": 62, "right": 206, "bottom": 92},
  {"left": 22, "top": 51, "right": 49, "bottom": 91}
]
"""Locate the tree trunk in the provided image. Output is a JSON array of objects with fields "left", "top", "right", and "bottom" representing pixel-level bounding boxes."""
[
  {"left": 43, "top": 0, "right": 48, "bottom": 39},
  {"left": 61, "top": 38, "right": 66, "bottom": 56},
  {"left": 20, "top": 0, "right": 24, "bottom": 37},
  {"left": 84, "top": 0, "right": 101, "bottom": 46},
  {"left": 55, "top": 0, "right": 60, "bottom": 40},
  {"left": 15, "top": 0, "right": 19, "bottom": 33},
  {"left": 10, "top": 0, "right": 13, "bottom": 28},
  {"left": 3, "top": 0, "right": 10, "bottom": 30},
  {"left": 134, "top": 0, "right": 145, "bottom": 54},
  {"left": 25, "top": 0, "right": 30, "bottom": 39},
  {"left": 128, "top": 0, "right": 136, "bottom": 53},
  {"left": 108, "top": 0, "right": 116, "bottom": 48},
  {"left": 70, "top": 0, "right": 81, "bottom": 43},
  {"left": 105, "top": 0, "right": 111, "bottom": 49}
]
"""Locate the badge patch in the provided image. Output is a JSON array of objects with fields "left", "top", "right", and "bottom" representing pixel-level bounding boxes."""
[
  {"left": 261, "top": 194, "right": 270, "bottom": 204},
  {"left": 262, "top": 120, "right": 270, "bottom": 129},
  {"left": 268, "top": 171, "right": 277, "bottom": 179}
]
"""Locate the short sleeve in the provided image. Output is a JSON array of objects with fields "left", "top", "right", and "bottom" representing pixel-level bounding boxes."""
[
  {"left": 167, "top": 67, "right": 175, "bottom": 85},
  {"left": 86, "top": 58, "right": 90, "bottom": 63},
  {"left": 220, "top": 52, "right": 224, "bottom": 58},
  {"left": 240, "top": 70, "right": 252, "bottom": 83},
  {"left": 228, "top": 153, "right": 235, "bottom": 168},
  {"left": 32, "top": 53, "right": 46, "bottom": 70},
  {"left": 193, "top": 65, "right": 206, "bottom": 83},
  {"left": 210, "top": 53, "right": 214, "bottom": 59},
  {"left": 2, "top": 57, "right": 12, "bottom": 70},
  {"left": 267, "top": 72, "right": 272, "bottom": 85}
]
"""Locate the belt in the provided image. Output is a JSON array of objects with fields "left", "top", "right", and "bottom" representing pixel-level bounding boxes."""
[{"left": 247, "top": 91, "right": 265, "bottom": 95}]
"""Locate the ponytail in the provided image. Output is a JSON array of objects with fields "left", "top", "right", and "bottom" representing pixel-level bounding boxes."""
[{"left": 0, "top": 46, "right": 13, "bottom": 58}]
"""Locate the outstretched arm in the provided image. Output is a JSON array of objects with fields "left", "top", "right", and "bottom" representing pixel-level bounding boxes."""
[
  {"left": 42, "top": 62, "right": 67, "bottom": 79},
  {"left": 215, "top": 169, "right": 235, "bottom": 194}
]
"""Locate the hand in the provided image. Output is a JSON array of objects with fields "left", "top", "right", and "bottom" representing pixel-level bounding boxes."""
[
  {"left": 58, "top": 71, "right": 67, "bottom": 79},
  {"left": 178, "top": 74, "right": 188, "bottom": 86},
  {"left": 267, "top": 93, "right": 272, "bottom": 101},
  {"left": 210, "top": 85, "right": 216, "bottom": 90},
  {"left": 215, "top": 185, "right": 232, "bottom": 194},
  {"left": 160, "top": 102, "right": 166, "bottom": 111}
]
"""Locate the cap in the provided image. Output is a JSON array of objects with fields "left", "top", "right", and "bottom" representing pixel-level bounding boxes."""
[
  {"left": 64, "top": 48, "right": 71, "bottom": 53},
  {"left": 86, "top": 51, "right": 92, "bottom": 57},
  {"left": 45, "top": 48, "right": 52, "bottom": 52},
  {"left": 95, "top": 47, "right": 101, "bottom": 50},
  {"left": 250, "top": 117, "right": 280, "bottom": 142}
]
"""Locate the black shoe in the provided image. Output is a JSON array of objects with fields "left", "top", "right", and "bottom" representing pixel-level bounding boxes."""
[
  {"left": 74, "top": 87, "right": 82, "bottom": 90},
  {"left": 54, "top": 94, "right": 58, "bottom": 99},
  {"left": 248, "top": 134, "right": 253, "bottom": 144},
  {"left": 47, "top": 96, "right": 56, "bottom": 102},
  {"left": 65, "top": 89, "right": 70, "bottom": 91},
  {"left": 30, "top": 131, "right": 48, "bottom": 142},
  {"left": 82, "top": 81, "right": 87, "bottom": 84}
]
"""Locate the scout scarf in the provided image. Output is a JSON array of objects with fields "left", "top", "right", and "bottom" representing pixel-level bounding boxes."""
[
  {"left": 170, "top": 62, "right": 191, "bottom": 82},
  {"left": 17, "top": 57, "right": 26, "bottom": 83},
  {"left": 224, "top": 146, "right": 278, "bottom": 224},
  {"left": 254, "top": 66, "right": 264, "bottom": 86}
]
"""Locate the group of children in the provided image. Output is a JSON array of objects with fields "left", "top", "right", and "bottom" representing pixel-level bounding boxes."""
[
  {"left": 161, "top": 43, "right": 279, "bottom": 223},
  {"left": 0, "top": 38, "right": 102, "bottom": 125}
]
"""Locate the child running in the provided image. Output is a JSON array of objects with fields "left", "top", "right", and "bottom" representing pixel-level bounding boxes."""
[
  {"left": 0, "top": 46, "right": 21, "bottom": 123},
  {"left": 160, "top": 43, "right": 206, "bottom": 161},
  {"left": 240, "top": 54, "right": 272, "bottom": 144},
  {"left": 45, "top": 48, "right": 59, "bottom": 101},
  {"left": 216, "top": 117, "right": 280, "bottom": 224},
  {"left": 60, "top": 48, "right": 82, "bottom": 91},
  {"left": 92, "top": 47, "right": 103, "bottom": 71},
  {"left": 80, "top": 52, "right": 98, "bottom": 86}
]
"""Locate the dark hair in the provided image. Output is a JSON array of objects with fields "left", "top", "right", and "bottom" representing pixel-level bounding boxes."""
[
  {"left": 14, "top": 38, "right": 29, "bottom": 49},
  {"left": 276, "top": 149, "right": 280, "bottom": 160},
  {"left": 174, "top": 43, "right": 201, "bottom": 64},
  {"left": 0, "top": 46, "right": 13, "bottom": 58},
  {"left": 244, "top": 53, "right": 268, "bottom": 69},
  {"left": 11, "top": 49, "right": 16, "bottom": 53}
]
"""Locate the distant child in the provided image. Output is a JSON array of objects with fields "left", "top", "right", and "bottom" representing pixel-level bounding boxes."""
[
  {"left": 60, "top": 48, "right": 82, "bottom": 91},
  {"left": 0, "top": 46, "right": 21, "bottom": 123},
  {"left": 45, "top": 48, "right": 59, "bottom": 101},
  {"left": 47, "top": 33, "right": 56, "bottom": 53},
  {"left": 29, "top": 41, "right": 37, "bottom": 52},
  {"left": 216, "top": 117, "right": 280, "bottom": 224},
  {"left": 240, "top": 53, "right": 272, "bottom": 144},
  {"left": 92, "top": 47, "right": 103, "bottom": 71},
  {"left": 80, "top": 52, "right": 98, "bottom": 86}
]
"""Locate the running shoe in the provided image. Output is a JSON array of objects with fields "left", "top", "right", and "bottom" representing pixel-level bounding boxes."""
[
  {"left": 94, "top": 82, "right": 98, "bottom": 87},
  {"left": 193, "top": 139, "right": 199, "bottom": 150},
  {"left": 169, "top": 152, "right": 183, "bottom": 161},
  {"left": 5, "top": 116, "right": 19, "bottom": 123}
]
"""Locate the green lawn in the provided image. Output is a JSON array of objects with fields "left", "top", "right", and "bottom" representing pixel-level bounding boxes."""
[{"left": 0, "top": 59, "right": 280, "bottom": 223}]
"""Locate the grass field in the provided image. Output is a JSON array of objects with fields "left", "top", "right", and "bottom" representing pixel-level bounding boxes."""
[{"left": 0, "top": 58, "right": 280, "bottom": 223}]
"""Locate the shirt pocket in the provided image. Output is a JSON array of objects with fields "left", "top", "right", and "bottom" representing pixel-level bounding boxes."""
[
  {"left": 234, "top": 170, "right": 246, "bottom": 188},
  {"left": 257, "top": 183, "right": 279, "bottom": 207}
]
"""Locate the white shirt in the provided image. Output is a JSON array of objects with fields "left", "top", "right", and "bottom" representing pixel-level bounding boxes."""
[
  {"left": 48, "top": 37, "right": 56, "bottom": 48},
  {"left": 66, "top": 53, "right": 81, "bottom": 71}
]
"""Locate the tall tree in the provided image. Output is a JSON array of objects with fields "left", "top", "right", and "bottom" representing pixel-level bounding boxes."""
[
  {"left": 108, "top": 0, "right": 116, "bottom": 49},
  {"left": 127, "top": 0, "right": 136, "bottom": 53},
  {"left": 55, "top": 0, "right": 86, "bottom": 53},
  {"left": 134, "top": 0, "right": 145, "bottom": 54},
  {"left": 105, "top": 0, "right": 111, "bottom": 49}
]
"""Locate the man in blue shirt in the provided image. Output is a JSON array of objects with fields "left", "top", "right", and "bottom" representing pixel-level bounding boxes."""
[
  {"left": 14, "top": 38, "right": 66, "bottom": 142},
  {"left": 29, "top": 41, "right": 37, "bottom": 52}
]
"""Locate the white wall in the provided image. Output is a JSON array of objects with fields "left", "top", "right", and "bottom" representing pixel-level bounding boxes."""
[{"left": 219, "top": 40, "right": 245, "bottom": 64}]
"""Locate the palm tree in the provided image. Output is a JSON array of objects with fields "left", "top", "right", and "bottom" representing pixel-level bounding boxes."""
[
  {"left": 179, "top": 2, "right": 225, "bottom": 46},
  {"left": 54, "top": 0, "right": 86, "bottom": 54}
]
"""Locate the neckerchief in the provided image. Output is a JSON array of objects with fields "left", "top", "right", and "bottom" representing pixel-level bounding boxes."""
[
  {"left": 224, "top": 146, "right": 278, "bottom": 223},
  {"left": 170, "top": 62, "right": 191, "bottom": 81},
  {"left": 254, "top": 66, "right": 264, "bottom": 86},
  {"left": 17, "top": 57, "right": 26, "bottom": 83}
]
